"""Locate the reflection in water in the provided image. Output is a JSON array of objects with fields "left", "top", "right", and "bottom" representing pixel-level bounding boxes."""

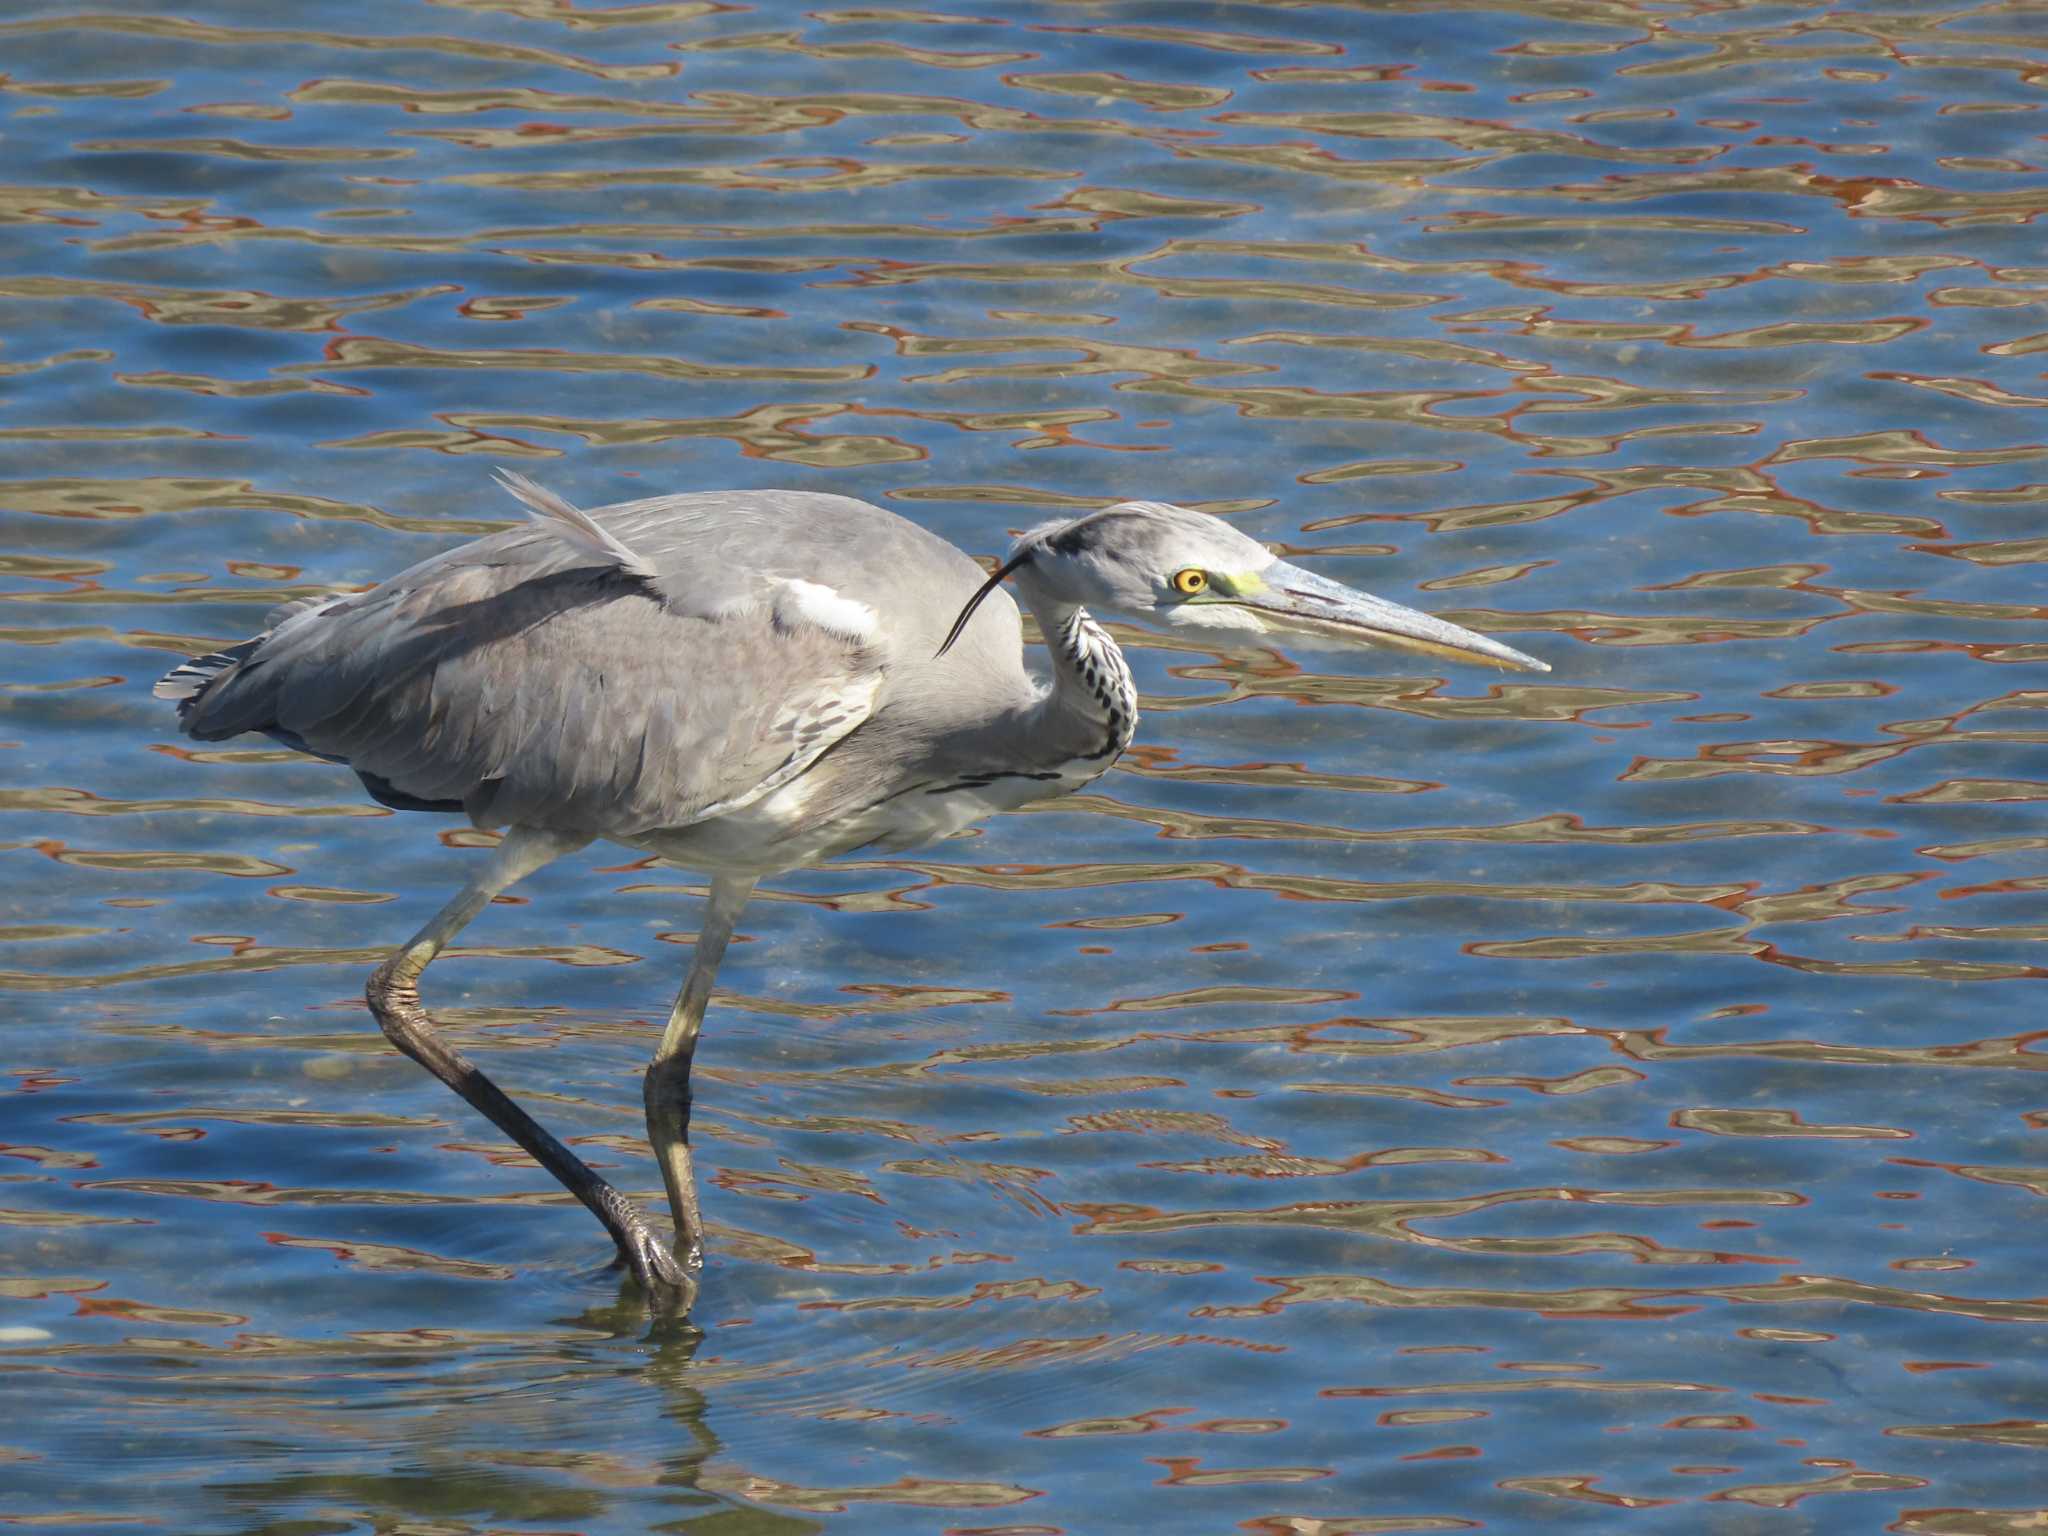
[{"left": 5, "top": 0, "right": 2048, "bottom": 1531}]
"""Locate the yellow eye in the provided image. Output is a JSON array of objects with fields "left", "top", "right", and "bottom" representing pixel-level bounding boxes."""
[{"left": 1171, "top": 568, "right": 1209, "bottom": 596}]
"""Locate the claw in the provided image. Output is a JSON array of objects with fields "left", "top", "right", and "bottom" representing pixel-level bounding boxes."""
[{"left": 617, "top": 1223, "right": 695, "bottom": 1309}]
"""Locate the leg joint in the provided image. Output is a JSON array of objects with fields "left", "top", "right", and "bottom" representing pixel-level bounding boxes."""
[
  {"left": 366, "top": 953, "right": 424, "bottom": 1043},
  {"left": 644, "top": 1052, "right": 696, "bottom": 1115}
]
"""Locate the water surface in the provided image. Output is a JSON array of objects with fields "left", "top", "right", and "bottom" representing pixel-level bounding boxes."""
[{"left": 3, "top": 2, "right": 2045, "bottom": 1532}]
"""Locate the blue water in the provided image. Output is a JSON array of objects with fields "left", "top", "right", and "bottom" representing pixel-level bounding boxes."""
[{"left": 3, "top": 3, "right": 2045, "bottom": 1531}]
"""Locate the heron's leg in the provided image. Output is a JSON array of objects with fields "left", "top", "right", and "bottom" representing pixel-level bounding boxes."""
[
  {"left": 366, "top": 826, "right": 693, "bottom": 1302},
  {"left": 644, "top": 875, "right": 756, "bottom": 1276}
]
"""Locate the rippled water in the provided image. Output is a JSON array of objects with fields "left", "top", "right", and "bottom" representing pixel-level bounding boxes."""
[{"left": 4, "top": 2, "right": 2046, "bottom": 1531}]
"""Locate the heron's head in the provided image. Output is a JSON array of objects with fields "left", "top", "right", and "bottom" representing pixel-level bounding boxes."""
[{"left": 940, "top": 500, "right": 1546, "bottom": 672}]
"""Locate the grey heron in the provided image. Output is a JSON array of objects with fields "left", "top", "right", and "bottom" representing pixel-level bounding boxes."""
[{"left": 157, "top": 472, "right": 1546, "bottom": 1307}]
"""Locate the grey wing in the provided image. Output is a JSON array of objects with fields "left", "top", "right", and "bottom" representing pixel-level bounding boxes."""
[{"left": 170, "top": 505, "right": 883, "bottom": 838}]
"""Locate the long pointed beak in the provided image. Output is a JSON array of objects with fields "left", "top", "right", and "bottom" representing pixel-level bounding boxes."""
[{"left": 1240, "top": 562, "right": 1548, "bottom": 673}]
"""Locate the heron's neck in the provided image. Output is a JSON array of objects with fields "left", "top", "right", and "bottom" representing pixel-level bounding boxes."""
[{"left": 1026, "top": 598, "right": 1138, "bottom": 771}]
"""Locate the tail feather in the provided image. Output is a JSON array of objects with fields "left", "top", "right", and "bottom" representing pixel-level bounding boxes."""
[
  {"left": 153, "top": 642, "right": 257, "bottom": 714},
  {"left": 493, "top": 467, "right": 655, "bottom": 580},
  {"left": 157, "top": 588, "right": 352, "bottom": 727}
]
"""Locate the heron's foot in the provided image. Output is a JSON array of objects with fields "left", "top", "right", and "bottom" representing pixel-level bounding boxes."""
[{"left": 615, "top": 1218, "right": 696, "bottom": 1309}]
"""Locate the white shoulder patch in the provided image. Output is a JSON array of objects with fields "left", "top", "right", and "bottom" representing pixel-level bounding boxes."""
[{"left": 775, "top": 578, "right": 878, "bottom": 641}]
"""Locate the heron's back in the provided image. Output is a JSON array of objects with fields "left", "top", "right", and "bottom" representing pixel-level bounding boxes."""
[{"left": 166, "top": 488, "right": 1036, "bottom": 863}]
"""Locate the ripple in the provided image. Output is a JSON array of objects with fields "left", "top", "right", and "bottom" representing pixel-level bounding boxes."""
[{"left": 6, "top": 5, "right": 2047, "bottom": 1532}]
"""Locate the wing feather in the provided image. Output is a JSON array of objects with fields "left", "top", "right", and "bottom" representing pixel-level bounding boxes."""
[
  {"left": 492, "top": 467, "right": 657, "bottom": 580},
  {"left": 174, "top": 520, "right": 882, "bottom": 838}
]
